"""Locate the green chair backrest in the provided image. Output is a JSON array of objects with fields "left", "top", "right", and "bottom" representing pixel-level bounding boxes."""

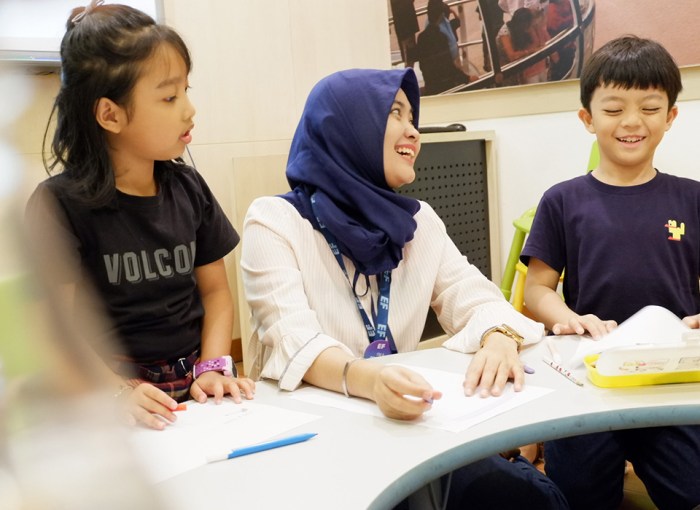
[{"left": 586, "top": 140, "right": 599, "bottom": 173}]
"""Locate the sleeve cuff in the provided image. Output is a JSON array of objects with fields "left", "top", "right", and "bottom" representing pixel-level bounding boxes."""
[
  {"left": 442, "top": 304, "right": 545, "bottom": 353},
  {"left": 262, "top": 333, "right": 354, "bottom": 391}
]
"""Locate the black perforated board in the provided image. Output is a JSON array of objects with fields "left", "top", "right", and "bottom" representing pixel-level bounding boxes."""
[{"left": 397, "top": 139, "right": 491, "bottom": 339}]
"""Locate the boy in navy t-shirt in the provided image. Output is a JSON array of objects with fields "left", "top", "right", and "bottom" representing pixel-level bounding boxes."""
[{"left": 522, "top": 36, "right": 700, "bottom": 510}]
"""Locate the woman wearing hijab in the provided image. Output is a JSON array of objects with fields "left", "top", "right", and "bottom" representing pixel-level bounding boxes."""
[{"left": 241, "top": 68, "right": 567, "bottom": 509}]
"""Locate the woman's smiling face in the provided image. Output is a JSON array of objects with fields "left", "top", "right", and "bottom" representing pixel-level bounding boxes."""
[{"left": 383, "top": 88, "right": 420, "bottom": 189}]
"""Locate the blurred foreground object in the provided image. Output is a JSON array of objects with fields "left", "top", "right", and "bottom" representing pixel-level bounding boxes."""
[{"left": 0, "top": 64, "right": 163, "bottom": 510}]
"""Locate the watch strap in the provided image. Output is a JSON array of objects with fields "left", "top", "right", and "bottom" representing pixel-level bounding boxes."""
[
  {"left": 193, "top": 355, "right": 235, "bottom": 379},
  {"left": 480, "top": 324, "right": 524, "bottom": 352}
]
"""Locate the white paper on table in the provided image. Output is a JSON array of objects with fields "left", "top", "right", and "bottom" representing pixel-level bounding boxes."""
[
  {"left": 129, "top": 399, "right": 320, "bottom": 484},
  {"left": 291, "top": 365, "right": 552, "bottom": 433},
  {"left": 570, "top": 305, "right": 690, "bottom": 368}
]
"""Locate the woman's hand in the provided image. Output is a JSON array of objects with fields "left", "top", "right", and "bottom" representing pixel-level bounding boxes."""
[
  {"left": 551, "top": 314, "right": 617, "bottom": 338},
  {"left": 371, "top": 365, "right": 442, "bottom": 421},
  {"left": 190, "top": 371, "right": 256, "bottom": 404},
  {"left": 305, "top": 349, "right": 440, "bottom": 421},
  {"left": 120, "top": 382, "right": 179, "bottom": 431},
  {"left": 463, "top": 334, "right": 523, "bottom": 397}
]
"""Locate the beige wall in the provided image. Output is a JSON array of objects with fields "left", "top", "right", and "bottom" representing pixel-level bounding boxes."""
[
  {"left": 164, "top": 0, "right": 392, "bottom": 338},
  {"left": 5, "top": 0, "right": 700, "bottom": 339},
  {"left": 7, "top": 0, "right": 392, "bottom": 339},
  {"left": 594, "top": 0, "right": 700, "bottom": 66}
]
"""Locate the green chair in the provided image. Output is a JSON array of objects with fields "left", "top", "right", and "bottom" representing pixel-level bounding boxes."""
[
  {"left": 501, "top": 141, "right": 599, "bottom": 307},
  {"left": 500, "top": 207, "right": 536, "bottom": 302},
  {"left": 586, "top": 140, "right": 599, "bottom": 173}
]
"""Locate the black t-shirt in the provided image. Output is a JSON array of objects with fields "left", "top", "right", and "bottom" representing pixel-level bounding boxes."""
[{"left": 28, "top": 163, "right": 239, "bottom": 363}]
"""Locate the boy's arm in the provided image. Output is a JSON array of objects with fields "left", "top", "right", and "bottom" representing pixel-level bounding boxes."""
[{"left": 524, "top": 257, "right": 616, "bottom": 338}]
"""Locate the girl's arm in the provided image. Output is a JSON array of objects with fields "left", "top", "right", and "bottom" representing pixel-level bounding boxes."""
[
  {"left": 191, "top": 259, "right": 255, "bottom": 403},
  {"left": 194, "top": 258, "right": 234, "bottom": 362}
]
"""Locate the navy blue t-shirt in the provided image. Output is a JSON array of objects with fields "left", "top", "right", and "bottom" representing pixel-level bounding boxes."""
[
  {"left": 29, "top": 163, "right": 238, "bottom": 363},
  {"left": 521, "top": 171, "right": 700, "bottom": 324}
]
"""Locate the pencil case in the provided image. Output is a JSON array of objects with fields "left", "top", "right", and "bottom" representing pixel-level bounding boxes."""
[{"left": 584, "top": 341, "right": 700, "bottom": 388}]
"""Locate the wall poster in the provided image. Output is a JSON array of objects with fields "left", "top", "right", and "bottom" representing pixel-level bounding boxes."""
[{"left": 388, "top": 0, "right": 700, "bottom": 96}]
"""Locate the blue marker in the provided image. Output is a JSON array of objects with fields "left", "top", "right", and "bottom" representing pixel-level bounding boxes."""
[{"left": 207, "top": 433, "right": 318, "bottom": 463}]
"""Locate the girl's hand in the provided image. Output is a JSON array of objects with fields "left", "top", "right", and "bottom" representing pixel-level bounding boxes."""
[
  {"left": 682, "top": 313, "right": 700, "bottom": 329},
  {"left": 463, "top": 334, "right": 523, "bottom": 397},
  {"left": 190, "top": 371, "right": 256, "bottom": 404},
  {"left": 371, "top": 365, "right": 442, "bottom": 421},
  {"left": 120, "top": 383, "right": 179, "bottom": 431},
  {"left": 551, "top": 314, "right": 617, "bottom": 338}
]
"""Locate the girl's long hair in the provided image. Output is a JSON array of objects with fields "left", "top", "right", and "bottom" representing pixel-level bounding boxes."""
[{"left": 43, "top": 4, "right": 192, "bottom": 207}]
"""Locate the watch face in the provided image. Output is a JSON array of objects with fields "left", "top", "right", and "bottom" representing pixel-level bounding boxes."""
[{"left": 222, "top": 357, "right": 234, "bottom": 376}]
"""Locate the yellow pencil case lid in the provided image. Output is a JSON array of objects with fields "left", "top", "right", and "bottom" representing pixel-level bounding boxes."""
[{"left": 584, "top": 344, "right": 700, "bottom": 388}]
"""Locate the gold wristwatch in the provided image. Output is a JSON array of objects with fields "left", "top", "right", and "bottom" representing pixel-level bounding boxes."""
[{"left": 480, "top": 324, "right": 524, "bottom": 352}]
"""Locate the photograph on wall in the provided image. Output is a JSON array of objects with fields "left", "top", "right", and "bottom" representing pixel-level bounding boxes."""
[{"left": 389, "top": 0, "right": 700, "bottom": 96}]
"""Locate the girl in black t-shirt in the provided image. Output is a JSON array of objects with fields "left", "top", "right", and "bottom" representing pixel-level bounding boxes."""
[{"left": 28, "top": 1, "right": 254, "bottom": 430}]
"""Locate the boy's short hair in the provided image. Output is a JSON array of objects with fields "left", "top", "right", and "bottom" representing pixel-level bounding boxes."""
[{"left": 580, "top": 35, "right": 682, "bottom": 111}]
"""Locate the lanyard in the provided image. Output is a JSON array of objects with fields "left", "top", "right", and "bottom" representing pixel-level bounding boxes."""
[{"left": 310, "top": 194, "right": 397, "bottom": 357}]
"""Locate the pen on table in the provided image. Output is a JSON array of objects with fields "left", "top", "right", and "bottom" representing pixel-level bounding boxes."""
[
  {"left": 546, "top": 337, "right": 562, "bottom": 364},
  {"left": 206, "top": 432, "right": 318, "bottom": 463},
  {"left": 403, "top": 394, "right": 434, "bottom": 404},
  {"left": 542, "top": 357, "right": 584, "bottom": 387}
]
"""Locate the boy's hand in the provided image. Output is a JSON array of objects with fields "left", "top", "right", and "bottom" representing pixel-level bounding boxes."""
[
  {"left": 551, "top": 314, "right": 617, "bottom": 338},
  {"left": 682, "top": 313, "right": 700, "bottom": 329}
]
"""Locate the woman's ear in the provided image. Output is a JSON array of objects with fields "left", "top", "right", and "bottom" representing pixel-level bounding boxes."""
[
  {"left": 578, "top": 107, "right": 595, "bottom": 134},
  {"left": 94, "top": 97, "right": 124, "bottom": 134}
]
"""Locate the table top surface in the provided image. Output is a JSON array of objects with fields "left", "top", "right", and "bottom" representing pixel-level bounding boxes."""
[{"left": 155, "top": 338, "right": 700, "bottom": 510}]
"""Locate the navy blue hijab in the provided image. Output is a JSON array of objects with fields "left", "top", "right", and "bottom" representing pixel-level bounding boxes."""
[{"left": 282, "top": 68, "right": 421, "bottom": 275}]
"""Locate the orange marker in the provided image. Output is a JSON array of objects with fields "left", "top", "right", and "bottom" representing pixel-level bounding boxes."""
[{"left": 175, "top": 403, "right": 188, "bottom": 411}]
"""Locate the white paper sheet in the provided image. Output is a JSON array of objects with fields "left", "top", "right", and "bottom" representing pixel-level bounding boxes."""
[
  {"left": 570, "top": 305, "right": 690, "bottom": 368},
  {"left": 290, "top": 365, "right": 552, "bottom": 433},
  {"left": 129, "top": 399, "right": 320, "bottom": 483}
]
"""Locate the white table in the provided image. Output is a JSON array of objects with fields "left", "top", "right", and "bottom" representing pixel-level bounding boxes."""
[{"left": 155, "top": 338, "right": 700, "bottom": 509}]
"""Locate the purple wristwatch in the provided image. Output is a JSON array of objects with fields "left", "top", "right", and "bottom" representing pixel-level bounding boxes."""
[{"left": 193, "top": 355, "right": 234, "bottom": 379}]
